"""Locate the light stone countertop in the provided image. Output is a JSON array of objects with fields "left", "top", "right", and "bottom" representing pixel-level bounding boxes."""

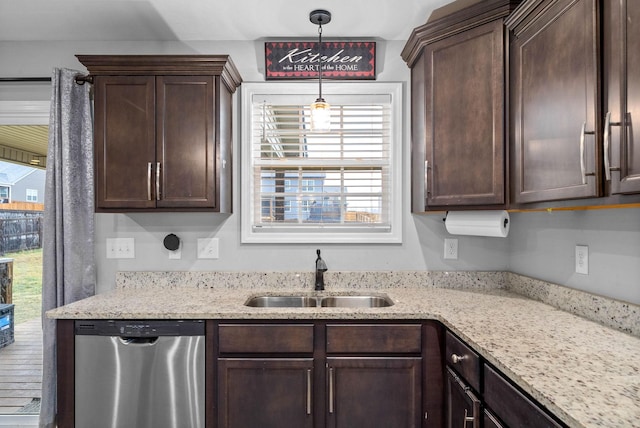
[{"left": 47, "top": 271, "right": 640, "bottom": 428}]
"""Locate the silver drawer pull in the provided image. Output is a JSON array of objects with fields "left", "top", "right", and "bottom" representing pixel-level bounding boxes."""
[
  {"left": 328, "top": 366, "right": 335, "bottom": 414},
  {"left": 306, "top": 368, "right": 312, "bottom": 415},
  {"left": 451, "top": 353, "right": 467, "bottom": 364}
]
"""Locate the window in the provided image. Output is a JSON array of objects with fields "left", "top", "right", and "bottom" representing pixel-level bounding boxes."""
[
  {"left": 241, "top": 82, "right": 402, "bottom": 243},
  {"left": 0, "top": 186, "right": 9, "bottom": 203},
  {"left": 26, "top": 189, "right": 37, "bottom": 202}
]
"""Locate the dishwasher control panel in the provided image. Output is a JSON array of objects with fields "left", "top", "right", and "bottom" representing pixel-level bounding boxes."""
[{"left": 75, "top": 319, "right": 205, "bottom": 337}]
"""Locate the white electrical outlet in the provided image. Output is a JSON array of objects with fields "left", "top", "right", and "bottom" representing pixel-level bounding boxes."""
[
  {"left": 575, "top": 245, "right": 589, "bottom": 275},
  {"left": 197, "top": 238, "right": 219, "bottom": 259},
  {"left": 106, "top": 238, "right": 135, "bottom": 259},
  {"left": 444, "top": 238, "right": 458, "bottom": 260},
  {"left": 168, "top": 247, "right": 182, "bottom": 260}
]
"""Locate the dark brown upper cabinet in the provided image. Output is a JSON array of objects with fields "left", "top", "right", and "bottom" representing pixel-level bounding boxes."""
[
  {"left": 507, "top": 0, "right": 600, "bottom": 204},
  {"left": 603, "top": 0, "right": 640, "bottom": 195},
  {"left": 402, "top": 0, "right": 522, "bottom": 212},
  {"left": 77, "top": 55, "right": 242, "bottom": 212}
]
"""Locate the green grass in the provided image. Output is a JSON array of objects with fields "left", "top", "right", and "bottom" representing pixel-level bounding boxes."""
[{"left": 9, "top": 248, "right": 42, "bottom": 325}]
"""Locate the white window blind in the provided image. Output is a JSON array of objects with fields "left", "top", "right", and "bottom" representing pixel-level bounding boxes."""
[{"left": 241, "top": 82, "right": 402, "bottom": 243}]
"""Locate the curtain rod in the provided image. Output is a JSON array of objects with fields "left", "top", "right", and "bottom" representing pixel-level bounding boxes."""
[
  {"left": 0, "top": 77, "right": 51, "bottom": 82},
  {"left": 0, "top": 76, "right": 93, "bottom": 84}
]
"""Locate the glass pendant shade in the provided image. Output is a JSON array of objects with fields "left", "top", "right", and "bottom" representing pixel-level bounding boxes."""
[{"left": 310, "top": 98, "right": 331, "bottom": 132}]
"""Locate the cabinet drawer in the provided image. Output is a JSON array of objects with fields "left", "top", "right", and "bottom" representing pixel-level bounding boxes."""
[
  {"left": 445, "top": 331, "right": 480, "bottom": 392},
  {"left": 484, "top": 364, "right": 562, "bottom": 428},
  {"left": 326, "top": 324, "right": 422, "bottom": 353},
  {"left": 218, "top": 324, "right": 314, "bottom": 354}
]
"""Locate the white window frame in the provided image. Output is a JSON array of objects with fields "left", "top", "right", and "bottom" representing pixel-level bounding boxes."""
[
  {"left": 241, "top": 82, "right": 403, "bottom": 244},
  {"left": 26, "top": 188, "right": 38, "bottom": 202}
]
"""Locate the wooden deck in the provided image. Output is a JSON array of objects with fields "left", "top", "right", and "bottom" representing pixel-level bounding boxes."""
[{"left": 0, "top": 318, "right": 42, "bottom": 414}]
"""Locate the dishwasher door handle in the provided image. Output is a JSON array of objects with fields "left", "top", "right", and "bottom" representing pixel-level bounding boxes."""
[{"left": 119, "top": 337, "right": 159, "bottom": 345}]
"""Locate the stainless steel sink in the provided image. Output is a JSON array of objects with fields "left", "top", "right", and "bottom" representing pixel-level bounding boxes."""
[
  {"left": 319, "top": 295, "right": 393, "bottom": 308},
  {"left": 244, "top": 294, "right": 393, "bottom": 308},
  {"left": 244, "top": 295, "right": 319, "bottom": 308}
]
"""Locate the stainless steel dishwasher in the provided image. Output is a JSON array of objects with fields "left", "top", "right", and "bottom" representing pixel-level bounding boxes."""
[{"left": 74, "top": 319, "right": 205, "bottom": 428}]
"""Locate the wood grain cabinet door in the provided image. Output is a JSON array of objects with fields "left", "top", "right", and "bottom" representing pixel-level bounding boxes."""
[
  {"left": 156, "top": 76, "right": 217, "bottom": 208},
  {"left": 604, "top": 0, "right": 640, "bottom": 194},
  {"left": 424, "top": 20, "right": 506, "bottom": 208},
  {"left": 94, "top": 75, "right": 156, "bottom": 209},
  {"left": 326, "top": 357, "right": 422, "bottom": 428},
  {"left": 510, "top": 0, "right": 600, "bottom": 203},
  {"left": 445, "top": 367, "right": 481, "bottom": 428},
  {"left": 217, "top": 358, "right": 315, "bottom": 428}
]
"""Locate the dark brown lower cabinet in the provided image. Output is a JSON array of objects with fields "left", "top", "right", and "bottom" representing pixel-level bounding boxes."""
[
  {"left": 216, "top": 321, "right": 429, "bottom": 428},
  {"left": 484, "top": 364, "right": 563, "bottom": 428},
  {"left": 217, "top": 358, "right": 314, "bottom": 428},
  {"left": 446, "top": 367, "right": 481, "bottom": 428},
  {"left": 327, "top": 357, "right": 422, "bottom": 428},
  {"left": 446, "top": 330, "right": 565, "bottom": 428}
]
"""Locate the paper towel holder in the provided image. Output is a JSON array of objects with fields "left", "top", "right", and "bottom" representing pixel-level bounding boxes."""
[{"left": 444, "top": 211, "right": 509, "bottom": 228}]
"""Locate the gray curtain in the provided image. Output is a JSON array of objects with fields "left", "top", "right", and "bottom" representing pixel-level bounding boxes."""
[{"left": 40, "top": 68, "right": 95, "bottom": 428}]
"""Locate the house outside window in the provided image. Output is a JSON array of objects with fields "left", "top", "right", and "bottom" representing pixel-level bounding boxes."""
[
  {"left": 242, "top": 82, "right": 402, "bottom": 243},
  {"left": 26, "top": 188, "right": 38, "bottom": 202},
  {"left": 0, "top": 186, "right": 9, "bottom": 203}
]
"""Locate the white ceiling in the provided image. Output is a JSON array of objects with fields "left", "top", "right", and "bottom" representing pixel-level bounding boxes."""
[{"left": 0, "top": 0, "right": 450, "bottom": 42}]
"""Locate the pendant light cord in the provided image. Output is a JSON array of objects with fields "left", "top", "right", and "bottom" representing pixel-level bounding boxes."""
[{"left": 318, "top": 22, "right": 323, "bottom": 100}]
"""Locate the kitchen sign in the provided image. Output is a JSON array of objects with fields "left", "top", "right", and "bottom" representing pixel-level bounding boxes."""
[{"left": 265, "top": 41, "right": 376, "bottom": 80}]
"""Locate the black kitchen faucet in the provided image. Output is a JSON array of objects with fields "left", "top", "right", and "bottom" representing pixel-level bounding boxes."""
[{"left": 315, "top": 249, "right": 328, "bottom": 291}]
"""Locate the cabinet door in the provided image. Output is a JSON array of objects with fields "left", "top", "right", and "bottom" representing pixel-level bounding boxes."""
[
  {"left": 94, "top": 75, "right": 156, "bottom": 209},
  {"left": 218, "top": 358, "right": 314, "bottom": 428},
  {"left": 156, "top": 76, "right": 217, "bottom": 208},
  {"left": 484, "top": 364, "right": 562, "bottom": 428},
  {"left": 446, "top": 367, "right": 481, "bottom": 428},
  {"left": 511, "top": 0, "right": 600, "bottom": 203},
  {"left": 423, "top": 20, "right": 505, "bottom": 208},
  {"left": 604, "top": 0, "right": 640, "bottom": 194},
  {"left": 326, "top": 357, "right": 422, "bottom": 428}
]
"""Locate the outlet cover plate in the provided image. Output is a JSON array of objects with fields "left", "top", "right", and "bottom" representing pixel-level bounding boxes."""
[
  {"left": 575, "top": 245, "right": 588, "bottom": 275},
  {"left": 444, "top": 238, "right": 458, "bottom": 260}
]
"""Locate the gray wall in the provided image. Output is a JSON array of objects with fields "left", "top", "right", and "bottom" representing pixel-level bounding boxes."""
[
  {"left": 1, "top": 40, "right": 638, "bottom": 305},
  {"left": 508, "top": 209, "right": 640, "bottom": 304}
]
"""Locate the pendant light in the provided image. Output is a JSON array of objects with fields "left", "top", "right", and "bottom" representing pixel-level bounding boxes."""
[{"left": 309, "top": 9, "right": 331, "bottom": 132}]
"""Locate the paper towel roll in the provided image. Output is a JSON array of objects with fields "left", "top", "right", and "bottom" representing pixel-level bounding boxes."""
[{"left": 445, "top": 210, "right": 510, "bottom": 238}]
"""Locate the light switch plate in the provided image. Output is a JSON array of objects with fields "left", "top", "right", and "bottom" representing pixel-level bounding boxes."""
[
  {"left": 106, "top": 238, "right": 135, "bottom": 259},
  {"left": 197, "top": 238, "right": 219, "bottom": 259}
]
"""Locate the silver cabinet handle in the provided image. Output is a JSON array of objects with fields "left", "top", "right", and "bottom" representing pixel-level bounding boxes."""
[
  {"left": 147, "top": 162, "right": 153, "bottom": 200},
  {"left": 463, "top": 401, "right": 480, "bottom": 428},
  {"left": 580, "top": 122, "right": 596, "bottom": 184},
  {"left": 306, "top": 369, "right": 312, "bottom": 415},
  {"left": 580, "top": 122, "right": 587, "bottom": 185},
  {"left": 604, "top": 111, "right": 623, "bottom": 181},
  {"left": 451, "top": 353, "right": 466, "bottom": 364},
  {"left": 604, "top": 111, "right": 612, "bottom": 181},
  {"left": 424, "top": 160, "right": 429, "bottom": 197},
  {"left": 328, "top": 366, "right": 335, "bottom": 414},
  {"left": 155, "top": 162, "right": 161, "bottom": 201}
]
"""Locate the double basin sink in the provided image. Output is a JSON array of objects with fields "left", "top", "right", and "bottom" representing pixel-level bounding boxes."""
[{"left": 245, "top": 293, "right": 394, "bottom": 308}]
